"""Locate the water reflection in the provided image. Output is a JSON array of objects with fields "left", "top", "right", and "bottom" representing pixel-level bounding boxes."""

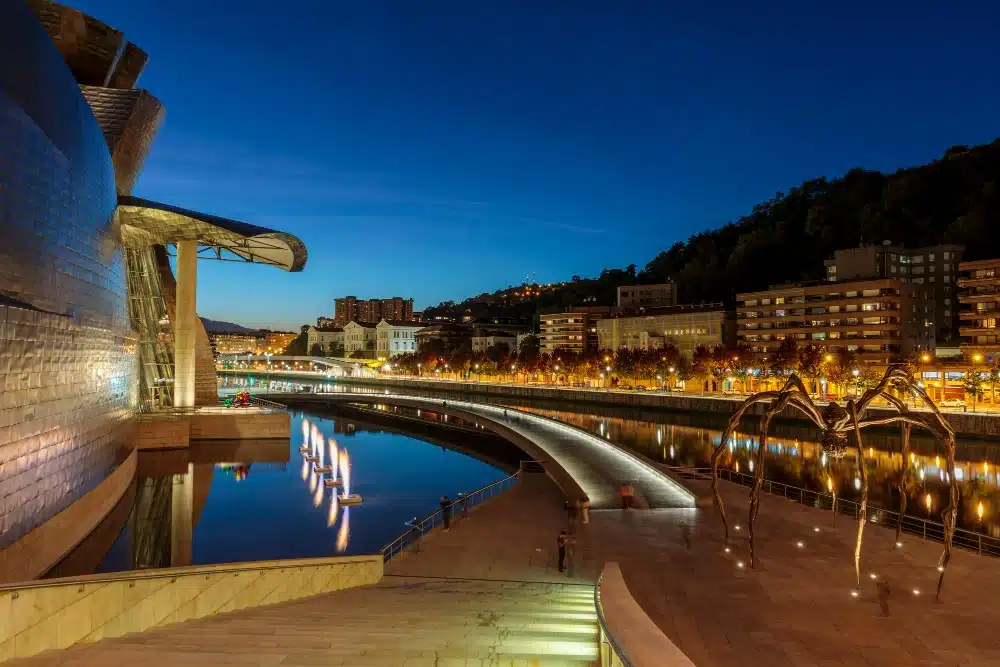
[{"left": 522, "top": 408, "right": 1000, "bottom": 537}]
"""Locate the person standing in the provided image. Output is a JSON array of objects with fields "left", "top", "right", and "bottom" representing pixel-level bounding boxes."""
[
  {"left": 440, "top": 495, "right": 452, "bottom": 531},
  {"left": 557, "top": 530, "right": 568, "bottom": 572},
  {"left": 619, "top": 483, "right": 630, "bottom": 510}
]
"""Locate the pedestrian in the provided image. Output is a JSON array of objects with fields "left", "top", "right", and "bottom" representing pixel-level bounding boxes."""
[
  {"left": 566, "top": 534, "right": 576, "bottom": 577},
  {"left": 619, "top": 482, "right": 630, "bottom": 510},
  {"left": 557, "top": 530, "right": 568, "bottom": 572},
  {"left": 458, "top": 492, "right": 469, "bottom": 517},
  {"left": 565, "top": 499, "right": 579, "bottom": 534},
  {"left": 680, "top": 521, "right": 692, "bottom": 551},
  {"left": 503, "top": 408, "right": 508, "bottom": 420},
  {"left": 580, "top": 496, "right": 591, "bottom": 524},
  {"left": 440, "top": 495, "right": 452, "bottom": 531},
  {"left": 876, "top": 579, "right": 891, "bottom": 617}
]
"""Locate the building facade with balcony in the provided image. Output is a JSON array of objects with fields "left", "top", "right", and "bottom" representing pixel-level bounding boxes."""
[
  {"left": 736, "top": 279, "right": 920, "bottom": 364},
  {"left": 539, "top": 307, "right": 613, "bottom": 354},
  {"left": 824, "top": 243, "right": 964, "bottom": 348},
  {"left": 212, "top": 333, "right": 259, "bottom": 355},
  {"left": 375, "top": 320, "right": 422, "bottom": 357},
  {"left": 596, "top": 304, "right": 733, "bottom": 358},
  {"left": 958, "top": 258, "right": 1000, "bottom": 361}
]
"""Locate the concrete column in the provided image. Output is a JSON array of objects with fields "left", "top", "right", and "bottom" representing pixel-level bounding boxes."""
[{"left": 174, "top": 240, "right": 197, "bottom": 408}]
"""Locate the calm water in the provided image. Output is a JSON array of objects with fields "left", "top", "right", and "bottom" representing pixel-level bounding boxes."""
[
  {"left": 97, "top": 410, "right": 506, "bottom": 572},
  {"left": 219, "top": 372, "right": 1000, "bottom": 537}
]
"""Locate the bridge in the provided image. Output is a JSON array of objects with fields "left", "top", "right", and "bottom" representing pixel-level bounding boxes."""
[{"left": 217, "top": 355, "right": 377, "bottom": 377}]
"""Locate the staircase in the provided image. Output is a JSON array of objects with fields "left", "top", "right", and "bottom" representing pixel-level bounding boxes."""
[{"left": 21, "top": 577, "right": 600, "bottom": 666}]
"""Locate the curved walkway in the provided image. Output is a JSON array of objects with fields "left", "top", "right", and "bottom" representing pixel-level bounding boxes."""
[{"left": 287, "top": 392, "right": 695, "bottom": 510}]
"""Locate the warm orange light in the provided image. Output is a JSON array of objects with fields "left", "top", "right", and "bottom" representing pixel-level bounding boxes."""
[
  {"left": 827, "top": 477, "right": 833, "bottom": 492},
  {"left": 825, "top": 354, "right": 832, "bottom": 362},
  {"left": 978, "top": 502, "right": 985, "bottom": 521},
  {"left": 921, "top": 354, "right": 930, "bottom": 362},
  {"left": 924, "top": 493, "right": 932, "bottom": 510}
]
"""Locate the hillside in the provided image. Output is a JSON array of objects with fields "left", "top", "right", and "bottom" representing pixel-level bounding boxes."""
[
  {"left": 200, "top": 317, "right": 254, "bottom": 333},
  {"left": 426, "top": 139, "right": 1000, "bottom": 319}
]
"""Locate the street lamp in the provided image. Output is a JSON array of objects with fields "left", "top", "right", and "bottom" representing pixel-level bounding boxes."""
[
  {"left": 605, "top": 365, "right": 612, "bottom": 391},
  {"left": 511, "top": 364, "right": 517, "bottom": 384}
]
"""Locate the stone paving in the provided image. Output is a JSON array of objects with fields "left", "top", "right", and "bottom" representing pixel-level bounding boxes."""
[{"left": 389, "top": 467, "right": 1000, "bottom": 667}]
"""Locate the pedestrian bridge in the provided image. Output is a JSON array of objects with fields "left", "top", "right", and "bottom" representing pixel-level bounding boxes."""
[
  {"left": 218, "top": 355, "right": 377, "bottom": 377},
  {"left": 276, "top": 391, "right": 697, "bottom": 510}
]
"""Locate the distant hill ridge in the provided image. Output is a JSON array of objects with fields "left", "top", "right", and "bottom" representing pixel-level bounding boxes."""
[{"left": 200, "top": 317, "right": 255, "bottom": 334}]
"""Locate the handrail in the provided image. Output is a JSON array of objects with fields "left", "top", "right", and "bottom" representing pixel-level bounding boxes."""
[
  {"left": 594, "top": 567, "right": 635, "bottom": 667},
  {"left": 669, "top": 466, "right": 1000, "bottom": 557},
  {"left": 379, "top": 461, "right": 537, "bottom": 562}
]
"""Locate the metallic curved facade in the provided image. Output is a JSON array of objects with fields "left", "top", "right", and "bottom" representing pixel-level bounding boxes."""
[{"left": 0, "top": 1, "right": 137, "bottom": 548}]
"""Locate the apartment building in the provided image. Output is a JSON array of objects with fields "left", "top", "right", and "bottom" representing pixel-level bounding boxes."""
[
  {"left": 344, "top": 321, "right": 378, "bottom": 357},
  {"left": 306, "top": 325, "right": 345, "bottom": 356},
  {"left": 736, "top": 278, "right": 920, "bottom": 364},
  {"left": 617, "top": 283, "right": 676, "bottom": 310},
  {"left": 336, "top": 295, "right": 414, "bottom": 326},
  {"left": 539, "top": 307, "right": 613, "bottom": 354},
  {"left": 596, "top": 303, "right": 734, "bottom": 358},
  {"left": 824, "top": 243, "right": 964, "bottom": 348},
  {"left": 471, "top": 331, "right": 518, "bottom": 354},
  {"left": 958, "top": 258, "right": 1000, "bottom": 361},
  {"left": 316, "top": 316, "right": 335, "bottom": 328},
  {"left": 211, "top": 333, "right": 259, "bottom": 355},
  {"left": 256, "top": 332, "right": 297, "bottom": 355},
  {"left": 333, "top": 296, "right": 359, "bottom": 327},
  {"left": 375, "top": 320, "right": 423, "bottom": 357}
]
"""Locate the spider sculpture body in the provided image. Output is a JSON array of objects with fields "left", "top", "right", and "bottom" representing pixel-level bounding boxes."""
[{"left": 709, "top": 365, "right": 958, "bottom": 599}]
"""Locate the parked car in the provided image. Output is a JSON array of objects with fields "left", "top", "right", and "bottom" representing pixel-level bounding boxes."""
[
  {"left": 938, "top": 398, "right": 966, "bottom": 408},
  {"left": 634, "top": 385, "right": 647, "bottom": 392}
]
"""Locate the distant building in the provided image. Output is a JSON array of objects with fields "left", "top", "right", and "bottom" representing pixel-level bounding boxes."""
[
  {"left": 737, "top": 278, "right": 921, "bottom": 365},
  {"left": 471, "top": 330, "right": 518, "bottom": 354},
  {"left": 334, "top": 295, "right": 414, "bottom": 326},
  {"left": 256, "top": 332, "right": 297, "bottom": 355},
  {"left": 212, "top": 333, "right": 259, "bottom": 355},
  {"left": 411, "top": 311, "right": 424, "bottom": 322},
  {"left": 344, "top": 321, "right": 378, "bottom": 357},
  {"left": 958, "top": 258, "right": 1000, "bottom": 361},
  {"left": 333, "top": 296, "right": 359, "bottom": 327},
  {"left": 596, "top": 303, "right": 733, "bottom": 358},
  {"left": 376, "top": 320, "right": 423, "bottom": 357},
  {"left": 824, "top": 243, "right": 964, "bottom": 348},
  {"left": 306, "top": 325, "right": 345, "bottom": 356},
  {"left": 316, "top": 316, "right": 335, "bottom": 328},
  {"left": 539, "top": 307, "right": 613, "bottom": 355},
  {"left": 617, "top": 283, "right": 676, "bottom": 310}
]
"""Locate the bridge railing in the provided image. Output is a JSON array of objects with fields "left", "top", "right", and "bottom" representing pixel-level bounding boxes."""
[
  {"left": 669, "top": 466, "right": 1000, "bottom": 557},
  {"left": 380, "top": 460, "right": 540, "bottom": 562}
]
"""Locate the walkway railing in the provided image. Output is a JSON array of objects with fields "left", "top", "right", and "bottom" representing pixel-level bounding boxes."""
[
  {"left": 380, "top": 460, "right": 540, "bottom": 562},
  {"left": 594, "top": 568, "right": 634, "bottom": 667},
  {"left": 670, "top": 466, "right": 1000, "bottom": 557}
]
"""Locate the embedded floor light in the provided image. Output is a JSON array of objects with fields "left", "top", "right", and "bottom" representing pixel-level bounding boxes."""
[{"left": 796, "top": 541, "right": 804, "bottom": 548}]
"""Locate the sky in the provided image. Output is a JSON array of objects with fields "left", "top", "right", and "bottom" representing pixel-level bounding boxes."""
[{"left": 73, "top": 0, "right": 1000, "bottom": 329}]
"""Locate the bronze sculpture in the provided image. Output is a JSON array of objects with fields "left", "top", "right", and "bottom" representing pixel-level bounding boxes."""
[{"left": 710, "top": 364, "right": 958, "bottom": 599}]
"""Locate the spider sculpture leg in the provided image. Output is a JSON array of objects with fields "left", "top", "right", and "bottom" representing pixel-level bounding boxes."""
[
  {"left": 748, "top": 406, "right": 779, "bottom": 568},
  {"left": 895, "top": 422, "right": 912, "bottom": 546},
  {"left": 936, "top": 432, "right": 959, "bottom": 600},
  {"left": 848, "top": 400, "right": 868, "bottom": 591}
]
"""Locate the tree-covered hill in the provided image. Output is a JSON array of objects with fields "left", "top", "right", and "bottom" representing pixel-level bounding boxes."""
[
  {"left": 640, "top": 140, "right": 999, "bottom": 303},
  {"left": 427, "top": 139, "right": 999, "bottom": 319}
]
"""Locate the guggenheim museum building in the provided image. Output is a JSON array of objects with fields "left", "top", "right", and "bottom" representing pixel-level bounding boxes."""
[{"left": 0, "top": 0, "right": 306, "bottom": 580}]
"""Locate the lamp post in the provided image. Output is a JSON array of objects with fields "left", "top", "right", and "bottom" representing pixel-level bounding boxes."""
[
  {"left": 265, "top": 353, "right": 272, "bottom": 386},
  {"left": 475, "top": 363, "right": 480, "bottom": 384},
  {"left": 668, "top": 366, "right": 675, "bottom": 391},
  {"left": 511, "top": 364, "right": 517, "bottom": 385},
  {"left": 553, "top": 364, "right": 559, "bottom": 385},
  {"left": 605, "top": 365, "right": 612, "bottom": 392}
]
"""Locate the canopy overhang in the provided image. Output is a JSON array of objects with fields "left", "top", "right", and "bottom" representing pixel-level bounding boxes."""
[{"left": 116, "top": 196, "right": 307, "bottom": 272}]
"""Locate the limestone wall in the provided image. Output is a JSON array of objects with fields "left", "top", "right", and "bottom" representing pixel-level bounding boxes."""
[{"left": 0, "top": 554, "right": 383, "bottom": 662}]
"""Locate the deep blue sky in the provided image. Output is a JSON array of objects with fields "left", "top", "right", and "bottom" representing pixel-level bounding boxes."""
[{"left": 75, "top": 1, "right": 1000, "bottom": 329}]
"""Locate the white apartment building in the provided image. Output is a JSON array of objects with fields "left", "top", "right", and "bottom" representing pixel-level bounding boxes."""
[
  {"left": 344, "top": 321, "right": 378, "bottom": 357},
  {"left": 306, "top": 326, "right": 345, "bottom": 356},
  {"left": 375, "top": 320, "right": 423, "bottom": 357}
]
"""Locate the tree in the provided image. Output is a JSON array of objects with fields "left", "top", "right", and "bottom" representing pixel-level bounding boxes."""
[
  {"left": 796, "top": 344, "right": 824, "bottom": 394},
  {"left": 989, "top": 363, "right": 1000, "bottom": 405},
  {"left": 349, "top": 350, "right": 366, "bottom": 359},
  {"left": 768, "top": 339, "right": 799, "bottom": 382},
  {"left": 309, "top": 343, "right": 325, "bottom": 357},
  {"left": 518, "top": 335, "right": 540, "bottom": 361},
  {"left": 486, "top": 342, "right": 510, "bottom": 363},
  {"left": 825, "top": 349, "right": 858, "bottom": 397},
  {"left": 328, "top": 342, "right": 345, "bottom": 357},
  {"left": 692, "top": 345, "right": 712, "bottom": 389},
  {"left": 284, "top": 332, "right": 308, "bottom": 356},
  {"left": 963, "top": 371, "right": 985, "bottom": 411}
]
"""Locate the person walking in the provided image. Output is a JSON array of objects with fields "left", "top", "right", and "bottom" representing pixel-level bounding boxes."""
[
  {"left": 557, "top": 530, "right": 568, "bottom": 572},
  {"left": 566, "top": 534, "right": 577, "bottom": 577},
  {"left": 619, "top": 482, "right": 630, "bottom": 510},
  {"left": 565, "top": 499, "right": 579, "bottom": 534},
  {"left": 440, "top": 495, "right": 452, "bottom": 531},
  {"left": 458, "top": 492, "right": 469, "bottom": 518}
]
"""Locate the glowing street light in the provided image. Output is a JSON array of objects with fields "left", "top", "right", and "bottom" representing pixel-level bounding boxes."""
[{"left": 978, "top": 501, "right": 985, "bottom": 521}]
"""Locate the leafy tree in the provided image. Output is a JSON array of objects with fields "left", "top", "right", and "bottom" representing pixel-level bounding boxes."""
[
  {"left": 825, "top": 349, "right": 858, "bottom": 397},
  {"left": 768, "top": 339, "right": 799, "bottom": 381},
  {"left": 964, "top": 371, "right": 986, "bottom": 410},
  {"left": 328, "top": 342, "right": 345, "bottom": 357},
  {"left": 486, "top": 342, "right": 510, "bottom": 363},
  {"left": 691, "top": 345, "right": 712, "bottom": 388},
  {"left": 518, "top": 335, "right": 540, "bottom": 361},
  {"left": 284, "top": 332, "right": 308, "bottom": 356},
  {"left": 309, "top": 343, "right": 325, "bottom": 357},
  {"left": 989, "top": 364, "right": 1000, "bottom": 405},
  {"left": 796, "top": 344, "right": 824, "bottom": 394},
  {"left": 349, "top": 349, "right": 366, "bottom": 359}
]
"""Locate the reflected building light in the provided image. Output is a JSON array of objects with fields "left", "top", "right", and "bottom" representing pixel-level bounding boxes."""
[
  {"left": 316, "top": 434, "right": 325, "bottom": 467},
  {"left": 821, "top": 452, "right": 827, "bottom": 466},
  {"left": 330, "top": 438, "right": 339, "bottom": 478},
  {"left": 336, "top": 507, "right": 350, "bottom": 553},
  {"left": 301, "top": 459, "right": 308, "bottom": 482},
  {"left": 657, "top": 428, "right": 662, "bottom": 445},
  {"left": 310, "top": 471, "right": 318, "bottom": 493},
  {"left": 302, "top": 418, "right": 310, "bottom": 444},
  {"left": 669, "top": 446, "right": 675, "bottom": 459},
  {"left": 311, "top": 424, "right": 320, "bottom": 449},
  {"left": 328, "top": 493, "right": 340, "bottom": 527},
  {"left": 748, "top": 460, "right": 754, "bottom": 472},
  {"left": 340, "top": 450, "right": 351, "bottom": 497},
  {"left": 313, "top": 478, "right": 324, "bottom": 507}
]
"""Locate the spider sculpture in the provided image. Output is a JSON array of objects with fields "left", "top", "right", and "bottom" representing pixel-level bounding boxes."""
[{"left": 709, "top": 364, "right": 958, "bottom": 599}]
